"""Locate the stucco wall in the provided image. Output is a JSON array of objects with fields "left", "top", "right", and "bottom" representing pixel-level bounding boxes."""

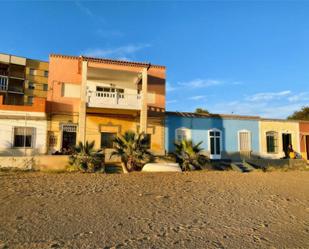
[
  {"left": 0, "top": 116, "right": 47, "bottom": 156},
  {"left": 85, "top": 114, "right": 165, "bottom": 155},
  {"left": 165, "top": 115, "right": 260, "bottom": 159},
  {"left": 259, "top": 120, "right": 300, "bottom": 159},
  {"left": 299, "top": 121, "right": 309, "bottom": 159}
]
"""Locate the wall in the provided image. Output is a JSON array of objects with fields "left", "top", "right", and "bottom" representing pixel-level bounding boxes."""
[
  {"left": 47, "top": 55, "right": 82, "bottom": 114},
  {"left": 259, "top": 120, "right": 300, "bottom": 159},
  {"left": 25, "top": 59, "right": 49, "bottom": 102},
  {"left": 85, "top": 113, "right": 165, "bottom": 155},
  {"left": 299, "top": 121, "right": 309, "bottom": 160},
  {"left": 47, "top": 114, "right": 79, "bottom": 153},
  {"left": 0, "top": 96, "right": 46, "bottom": 112},
  {"left": 0, "top": 115, "right": 47, "bottom": 156},
  {"left": 0, "top": 155, "right": 69, "bottom": 170},
  {"left": 165, "top": 114, "right": 260, "bottom": 159}
]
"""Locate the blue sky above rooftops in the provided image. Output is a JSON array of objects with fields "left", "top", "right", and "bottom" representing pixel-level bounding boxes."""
[{"left": 2, "top": 1, "right": 309, "bottom": 118}]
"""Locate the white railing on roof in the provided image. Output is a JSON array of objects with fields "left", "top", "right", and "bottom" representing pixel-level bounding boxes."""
[{"left": 87, "top": 91, "right": 141, "bottom": 110}]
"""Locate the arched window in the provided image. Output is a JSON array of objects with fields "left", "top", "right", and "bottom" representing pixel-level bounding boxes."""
[
  {"left": 175, "top": 127, "right": 191, "bottom": 142},
  {"left": 266, "top": 131, "right": 278, "bottom": 153}
]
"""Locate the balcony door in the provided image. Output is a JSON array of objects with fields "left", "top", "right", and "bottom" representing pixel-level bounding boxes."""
[{"left": 208, "top": 129, "right": 222, "bottom": 160}]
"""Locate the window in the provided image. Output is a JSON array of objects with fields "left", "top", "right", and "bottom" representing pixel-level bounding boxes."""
[
  {"left": 28, "top": 82, "right": 35, "bottom": 90},
  {"left": 13, "top": 127, "right": 35, "bottom": 148},
  {"left": 101, "top": 132, "right": 116, "bottom": 148},
  {"left": 44, "top": 70, "right": 49, "bottom": 77},
  {"left": 61, "top": 83, "right": 80, "bottom": 98},
  {"left": 266, "top": 131, "right": 278, "bottom": 153},
  {"left": 28, "top": 96, "right": 34, "bottom": 104},
  {"left": 175, "top": 128, "right": 191, "bottom": 142},
  {"left": 29, "top": 68, "right": 36, "bottom": 76},
  {"left": 43, "top": 84, "right": 48, "bottom": 91},
  {"left": 209, "top": 129, "right": 221, "bottom": 158}
]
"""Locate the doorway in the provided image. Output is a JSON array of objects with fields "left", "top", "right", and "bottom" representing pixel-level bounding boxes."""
[
  {"left": 305, "top": 135, "right": 309, "bottom": 160},
  {"left": 61, "top": 124, "right": 77, "bottom": 151},
  {"left": 282, "top": 133, "right": 292, "bottom": 157},
  {"left": 209, "top": 129, "right": 221, "bottom": 160}
]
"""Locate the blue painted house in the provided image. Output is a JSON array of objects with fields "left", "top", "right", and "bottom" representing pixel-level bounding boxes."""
[{"left": 165, "top": 112, "right": 260, "bottom": 160}]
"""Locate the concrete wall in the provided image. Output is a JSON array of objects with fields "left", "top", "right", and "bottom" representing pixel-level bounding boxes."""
[
  {"left": 0, "top": 155, "right": 69, "bottom": 170},
  {"left": 259, "top": 120, "right": 300, "bottom": 159},
  {"left": 165, "top": 114, "right": 260, "bottom": 159}
]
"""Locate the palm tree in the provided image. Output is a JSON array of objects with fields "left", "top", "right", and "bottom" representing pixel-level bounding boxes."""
[
  {"left": 110, "top": 131, "right": 153, "bottom": 173},
  {"left": 69, "top": 141, "right": 104, "bottom": 172},
  {"left": 174, "top": 140, "right": 208, "bottom": 171}
]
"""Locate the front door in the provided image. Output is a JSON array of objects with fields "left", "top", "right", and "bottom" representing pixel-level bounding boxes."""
[
  {"left": 282, "top": 133, "right": 292, "bottom": 156},
  {"left": 209, "top": 130, "right": 221, "bottom": 160},
  {"left": 239, "top": 131, "right": 251, "bottom": 158},
  {"left": 61, "top": 124, "right": 77, "bottom": 151},
  {"left": 306, "top": 135, "right": 309, "bottom": 160}
]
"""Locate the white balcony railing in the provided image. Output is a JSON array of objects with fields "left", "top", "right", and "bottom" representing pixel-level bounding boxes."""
[
  {"left": 0, "top": 75, "right": 8, "bottom": 91},
  {"left": 87, "top": 91, "right": 141, "bottom": 110}
]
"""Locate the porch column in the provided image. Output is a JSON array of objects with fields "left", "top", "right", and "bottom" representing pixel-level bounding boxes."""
[
  {"left": 140, "top": 67, "right": 148, "bottom": 133},
  {"left": 78, "top": 60, "right": 87, "bottom": 143}
]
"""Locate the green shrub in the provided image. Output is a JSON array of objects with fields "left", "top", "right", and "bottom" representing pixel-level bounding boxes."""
[
  {"left": 69, "top": 141, "right": 105, "bottom": 173},
  {"left": 174, "top": 140, "right": 208, "bottom": 171}
]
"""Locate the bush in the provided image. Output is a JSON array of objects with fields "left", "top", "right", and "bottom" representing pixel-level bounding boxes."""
[
  {"left": 174, "top": 140, "right": 208, "bottom": 171},
  {"left": 69, "top": 141, "right": 105, "bottom": 173},
  {"left": 110, "top": 131, "right": 153, "bottom": 173}
]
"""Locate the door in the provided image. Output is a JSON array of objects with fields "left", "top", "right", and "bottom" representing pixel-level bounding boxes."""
[
  {"left": 282, "top": 133, "right": 292, "bottom": 157},
  {"left": 239, "top": 131, "right": 251, "bottom": 158},
  {"left": 209, "top": 130, "right": 221, "bottom": 159},
  {"left": 239, "top": 131, "right": 250, "bottom": 151},
  {"left": 306, "top": 135, "right": 309, "bottom": 160},
  {"left": 61, "top": 124, "right": 77, "bottom": 151}
]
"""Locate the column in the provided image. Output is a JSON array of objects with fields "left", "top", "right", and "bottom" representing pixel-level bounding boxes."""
[
  {"left": 140, "top": 67, "right": 148, "bottom": 133},
  {"left": 78, "top": 60, "right": 87, "bottom": 143}
]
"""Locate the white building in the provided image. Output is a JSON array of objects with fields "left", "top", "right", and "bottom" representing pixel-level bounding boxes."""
[{"left": 0, "top": 97, "right": 47, "bottom": 156}]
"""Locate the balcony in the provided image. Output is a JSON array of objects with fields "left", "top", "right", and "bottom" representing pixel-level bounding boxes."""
[
  {"left": 0, "top": 75, "right": 8, "bottom": 91},
  {"left": 87, "top": 91, "right": 141, "bottom": 110},
  {"left": 7, "top": 78, "right": 24, "bottom": 94}
]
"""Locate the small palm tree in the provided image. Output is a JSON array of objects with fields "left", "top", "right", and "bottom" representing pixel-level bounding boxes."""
[
  {"left": 69, "top": 141, "right": 105, "bottom": 173},
  {"left": 110, "top": 131, "right": 153, "bottom": 173},
  {"left": 174, "top": 140, "right": 208, "bottom": 171}
]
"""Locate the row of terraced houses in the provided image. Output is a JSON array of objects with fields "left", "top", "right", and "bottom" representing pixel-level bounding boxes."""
[{"left": 0, "top": 53, "right": 308, "bottom": 161}]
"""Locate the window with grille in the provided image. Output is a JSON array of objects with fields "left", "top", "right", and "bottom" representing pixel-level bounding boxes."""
[
  {"left": 266, "top": 131, "right": 278, "bottom": 153},
  {"left": 13, "top": 127, "right": 35, "bottom": 147}
]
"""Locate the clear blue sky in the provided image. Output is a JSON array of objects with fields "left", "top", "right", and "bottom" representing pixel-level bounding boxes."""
[{"left": 2, "top": 1, "right": 309, "bottom": 118}]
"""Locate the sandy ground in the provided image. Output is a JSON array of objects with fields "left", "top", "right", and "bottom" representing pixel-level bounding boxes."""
[{"left": 0, "top": 171, "right": 308, "bottom": 249}]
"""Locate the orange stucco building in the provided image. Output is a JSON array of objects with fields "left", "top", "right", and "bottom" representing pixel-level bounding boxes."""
[
  {"left": 47, "top": 54, "right": 166, "bottom": 155},
  {"left": 299, "top": 121, "right": 309, "bottom": 160}
]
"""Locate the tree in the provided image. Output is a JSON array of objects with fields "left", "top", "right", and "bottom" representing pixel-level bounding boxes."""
[
  {"left": 110, "top": 131, "right": 153, "bottom": 173},
  {"left": 69, "top": 141, "right": 105, "bottom": 172},
  {"left": 287, "top": 106, "right": 309, "bottom": 121},
  {"left": 174, "top": 140, "right": 208, "bottom": 171},
  {"left": 195, "top": 108, "right": 210, "bottom": 114}
]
